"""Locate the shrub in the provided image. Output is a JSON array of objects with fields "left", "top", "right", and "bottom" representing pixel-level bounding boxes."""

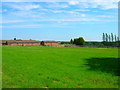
[{"left": 73, "top": 37, "right": 85, "bottom": 46}]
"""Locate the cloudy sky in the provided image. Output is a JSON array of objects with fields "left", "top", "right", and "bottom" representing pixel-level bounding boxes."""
[{"left": 1, "top": 0, "right": 118, "bottom": 41}]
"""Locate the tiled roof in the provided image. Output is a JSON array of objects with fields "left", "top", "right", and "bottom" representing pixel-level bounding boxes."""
[
  {"left": 2, "top": 40, "right": 41, "bottom": 43},
  {"left": 42, "top": 41, "right": 58, "bottom": 43}
]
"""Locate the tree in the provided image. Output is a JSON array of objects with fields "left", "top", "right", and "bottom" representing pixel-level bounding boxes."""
[
  {"left": 115, "top": 35, "right": 117, "bottom": 42},
  {"left": 117, "top": 37, "right": 119, "bottom": 41},
  {"left": 103, "top": 33, "right": 105, "bottom": 42},
  {"left": 78, "top": 37, "right": 85, "bottom": 46},
  {"left": 111, "top": 33, "right": 114, "bottom": 42},
  {"left": 108, "top": 34, "right": 111, "bottom": 42},
  {"left": 106, "top": 33, "right": 108, "bottom": 42},
  {"left": 70, "top": 39, "right": 73, "bottom": 44},
  {"left": 73, "top": 37, "right": 85, "bottom": 46},
  {"left": 61, "top": 42, "right": 64, "bottom": 44}
]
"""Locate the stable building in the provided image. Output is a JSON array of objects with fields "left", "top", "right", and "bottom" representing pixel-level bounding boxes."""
[
  {"left": 1, "top": 38, "right": 59, "bottom": 46},
  {"left": 41, "top": 41, "right": 58, "bottom": 46},
  {"left": 2, "top": 38, "right": 41, "bottom": 46}
]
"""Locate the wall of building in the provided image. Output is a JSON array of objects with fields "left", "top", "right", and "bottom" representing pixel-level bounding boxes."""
[
  {"left": 2, "top": 41, "right": 58, "bottom": 46},
  {"left": 32, "top": 43, "right": 40, "bottom": 46},
  {"left": 44, "top": 42, "right": 58, "bottom": 46},
  {"left": 23, "top": 43, "right": 40, "bottom": 46},
  {"left": 9, "top": 43, "right": 18, "bottom": 46},
  {"left": 23, "top": 43, "right": 33, "bottom": 46},
  {"left": 8, "top": 42, "right": 41, "bottom": 46}
]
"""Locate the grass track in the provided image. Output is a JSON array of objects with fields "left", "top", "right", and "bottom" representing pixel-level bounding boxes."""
[{"left": 2, "top": 46, "right": 119, "bottom": 88}]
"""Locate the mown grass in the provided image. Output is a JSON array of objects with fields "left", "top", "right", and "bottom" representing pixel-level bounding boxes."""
[{"left": 2, "top": 46, "right": 119, "bottom": 88}]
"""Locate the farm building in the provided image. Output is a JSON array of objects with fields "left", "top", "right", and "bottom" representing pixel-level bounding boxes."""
[
  {"left": 2, "top": 38, "right": 41, "bottom": 46},
  {"left": 1, "top": 38, "right": 58, "bottom": 46},
  {"left": 0, "top": 40, "right": 2, "bottom": 46},
  {"left": 41, "top": 41, "right": 58, "bottom": 46}
]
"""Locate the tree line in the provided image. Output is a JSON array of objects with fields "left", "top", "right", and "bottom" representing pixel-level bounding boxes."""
[
  {"left": 102, "top": 33, "right": 119, "bottom": 47},
  {"left": 60, "top": 33, "right": 119, "bottom": 47},
  {"left": 70, "top": 37, "right": 85, "bottom": 46},
  {"left": 103, "top": 33, "right": 119, "bottom": 42}
]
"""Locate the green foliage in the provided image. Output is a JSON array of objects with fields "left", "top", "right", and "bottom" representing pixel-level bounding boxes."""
[
  {"left": 108, "top": 35, "right": 111, "bottom": 42},
  {"left": 117, "top": 37, "right": 119, "bottom": 41},
  {"left": 2, "top": 46, "right": 118, "bottom": 88},
  {"left": 86, "top": 42, "right": 104, "bottom": 47},
  {"left": 102, "top": 33, "right": 119, "bottom": 47},
  {"left": 106, "top": 33, "right": 108, "bottom": 42},
  {"left": 61, "top": 42, "right": 64, "bottom": 44},
  {"left": 70, "top": 39, "right": 73, "bottom": 44},
  {"left": 103, "top": 33, "right": 105, "bottom": 42},
  {"left": 111, "top": 33, "right": 114, "bottom": 42},
  {"left": 79, "top": 37, "right": 85, "bottom": 45},
  {"left": 115, "top": 35, "right": 117, "bottom": 42},
  {"left": 73, "top": 37, "right": 85, "bottom": 46}
]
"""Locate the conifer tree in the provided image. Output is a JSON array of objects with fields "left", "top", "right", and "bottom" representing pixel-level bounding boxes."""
[
  {"left": 109, "top": 35, "right": 111, "bottom": 42},
  {"left": 111, "top": 33, "right": 114, "bottom": 42},
  {"left": 106, "top": 33, "right": 108, "bottom": 42},
  {"left": 103, "top": 33, "right": 105, "bottom": 42}
]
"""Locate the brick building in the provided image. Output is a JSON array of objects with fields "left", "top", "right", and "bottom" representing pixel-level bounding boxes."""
[
  {"left": 41, "top": 41, "right": 58, "bottom": 46},
  {"left": 1, "top": 38, "right": 58, "bottom": 46},
  {"left": 0, "top": 40, "right": 2, "bottom": 46},
  {"left": 2, "top": 40, "right": 40, "bottom": 46}
]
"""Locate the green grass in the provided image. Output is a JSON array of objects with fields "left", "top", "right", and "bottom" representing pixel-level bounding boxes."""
[{"left": 2, "top": 46, "right": 119, "bottom": 88}]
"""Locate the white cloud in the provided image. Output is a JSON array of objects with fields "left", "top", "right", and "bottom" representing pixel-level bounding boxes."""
[
  {"left": 41, "top": 9, "right": 47, "bottom": 11},
  {"left": 52, "top": 10, "right": 62, "bottom": 13},
  {"left": 2, "top": 20, "right": 25, "bottom": 23},
  {"left": 35, "top": 18, "right": 102, "bottom": 22},
  {"left": 2, "top": 0, "right": 119, "bottom": 2},
  {"left": 68, "top": 1, "right": 79, "bottom": 5},
  {"left": 47, "top": 2, "right": 69, "bottom": 8},
  {"left": 101, "top": 2, "right": 118, "bottom": 9},
  {"left": 81, "top": 14, "right": 86, "bottom": 17},
  {"left": 2, "top": 24, "right": 43, "bottom": 28},
  {"left": 6, "top": 3, "right": 41, "bottom": 11},
  {"left": 3, "top": 9, "right": 7, "bottom": 12},
  {"left": 75, "top": 9, "right": 90, "bottom": 11},
  {"left": 93, "top": 11, "right": 99, "bottom": 12},
  {"left": 96, "top": 15, "right": 114, "bottom": 18},
  {"left": 68, "top": 0, "right": 118, "bottom": 9}
]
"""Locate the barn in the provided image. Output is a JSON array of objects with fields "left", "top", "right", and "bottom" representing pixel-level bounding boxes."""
[
  {"left": 0, "top": 40, "right": 2, "bottom": 46},
  {"left": 1, "top": 38, "right": 59, "bottom": 46},
  {"left": 2, "top": 39, "right": 41, "bottom": 46},
  {"left": 41, "top": 41, "right": 58, "bottom": 46}
]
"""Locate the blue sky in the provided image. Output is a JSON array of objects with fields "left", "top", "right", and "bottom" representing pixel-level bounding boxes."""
[{"left": 1, "top": 1, "right": 118, "bottom": 41}]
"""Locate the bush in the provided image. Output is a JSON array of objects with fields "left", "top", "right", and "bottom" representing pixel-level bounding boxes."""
[
  {"left": 73, "top": 37, "right": 85, "bottom": 46},
  {"left": 61, "top": 42, "right": 64, "bottom": 44},
  {"left": 79, "top": 37, "right": 85, "bottom": 46}
]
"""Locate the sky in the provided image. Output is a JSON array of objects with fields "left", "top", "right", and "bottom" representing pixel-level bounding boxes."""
[{"left": 1, "top": 0, "right": 118, "bottom": 41}]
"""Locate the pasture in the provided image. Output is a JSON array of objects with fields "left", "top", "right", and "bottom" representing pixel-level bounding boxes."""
[{"left": 2, "top": 46, "right": 119, "bottom": 88}]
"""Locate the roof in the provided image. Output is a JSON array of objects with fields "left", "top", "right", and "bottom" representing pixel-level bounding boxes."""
[
  {"left": 42, "top": 41, "right": 58, "bottom": 43},
  {"left": 2, "top": 40, "right": 41, "bottom": 43}
]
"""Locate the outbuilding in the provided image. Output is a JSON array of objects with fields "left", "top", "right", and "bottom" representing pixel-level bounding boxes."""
[{"left": 41, "top": 41, "right": 58, "bottom": 46}]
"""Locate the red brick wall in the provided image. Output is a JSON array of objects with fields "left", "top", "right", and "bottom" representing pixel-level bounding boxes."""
[
  {"left": 7, "top": 42, "right": 59, "bottom": 46},
  {"left": 17, "top": 43, "right": 22, "bottom": 46},
  {"left": 10, "top": 43, "right": 18, "bottom": 46},
  {"left": 8, "top": 42, "right": 41, "bottom": 46},
  {"left": 32, "top": 43, "right": 40, "bottom": 46},
  {"left": 23, "top": 43, "right": 32, "bottom": 46},
  {"left": 51, "top": 42, "right": 58, "bottom": 46},
  {"left": 44, "top": 42, "right": 58, "bottom": 46},
  {"left": 23, "top": 43, "right": 40, "bottom": 46}
]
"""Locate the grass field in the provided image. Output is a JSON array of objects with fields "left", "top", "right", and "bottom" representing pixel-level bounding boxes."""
[{"left": 2, "top": 46, "right": 119, "bottom": 88}]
